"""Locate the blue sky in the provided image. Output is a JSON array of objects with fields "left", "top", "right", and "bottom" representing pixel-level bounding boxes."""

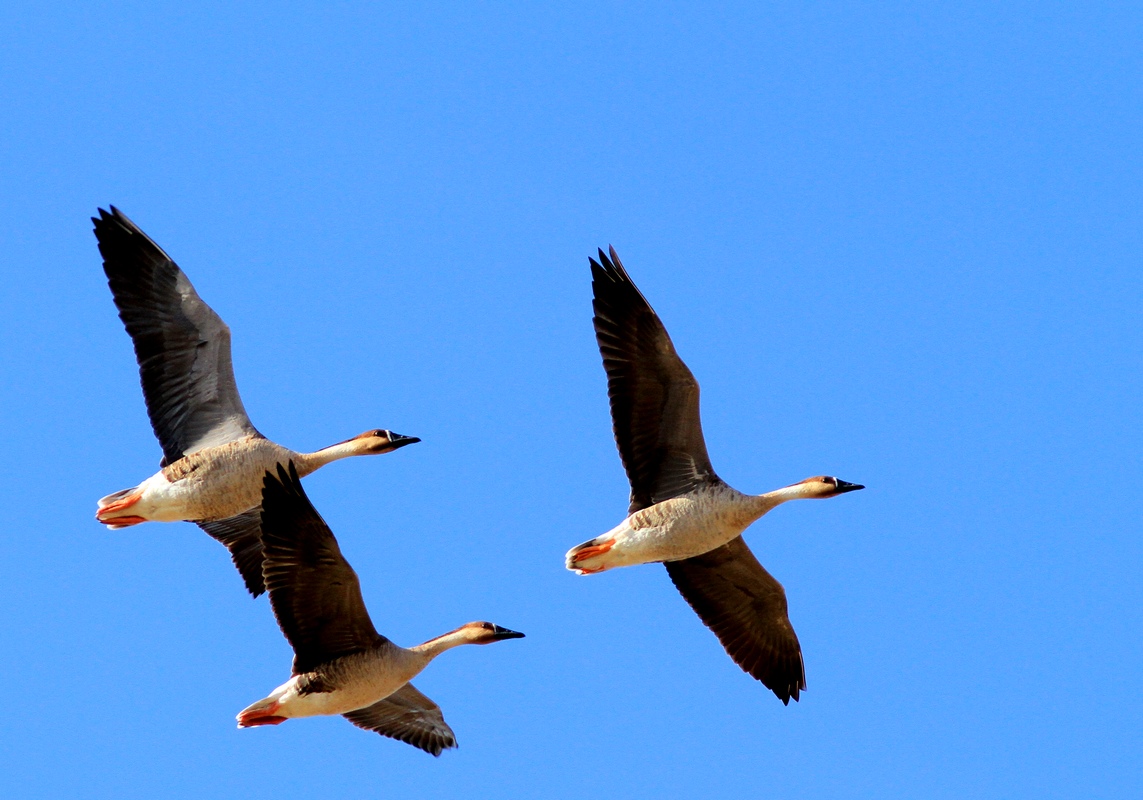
[{"left": 2, "top": 2, "right": 1140, "bottom": 797}]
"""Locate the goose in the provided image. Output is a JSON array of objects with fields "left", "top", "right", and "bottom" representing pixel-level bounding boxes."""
[
  {"left": 565, "top": 247, "right": 863, "bottom": 704},
  {"left": 93, "top": 207, "right": 419, "bottom": 596},
  {"left": 237, "top": 462, "right": 524, "bottom": 756}
]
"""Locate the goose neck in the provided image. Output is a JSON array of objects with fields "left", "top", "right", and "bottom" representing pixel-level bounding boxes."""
[
  {"left": 293, "top": 439, "right": 367, "bottom": 473},
  {"left": 408, "top": 628, "right": 472, "bottom": 662},
  {"left": 741, "top": 483, "right": 810, "bottom": 521}
]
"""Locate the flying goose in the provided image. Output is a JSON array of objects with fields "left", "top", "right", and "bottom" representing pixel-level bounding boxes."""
[
  {"left": 93, "top": 207, "right": 419, "bottom": 596},
  {"left": 565, "top": 247, "right": 863, "bottom": 704},
  {"left": 237, "top": 463, "right": 524, "bottom": 756}
]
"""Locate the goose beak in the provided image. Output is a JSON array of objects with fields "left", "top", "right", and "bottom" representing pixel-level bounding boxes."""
[
  {"left": 489, "top": 625, "right": 526, "bottom": 641},
  {"left": 383, "top": 432, "right": 421, "bottom": 451},
  {"left": 835, "top": 480, "right": 864, "bottom": 494}
]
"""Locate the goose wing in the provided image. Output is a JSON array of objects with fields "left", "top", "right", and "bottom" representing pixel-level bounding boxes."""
[
  {"left": 196, "top": 510, "right": 266, "bottom": 597},
  {"left": 665, "top": 536, "right": 806, "bottom": 704},
  {"left": 591, "top": 247, "right": 719, "bottom": 513},
  {"left": 342, "top": 683, "right": 458, "bottom": 756},
  {"left": 259, "top": 462, "right": 387, "bottom": 675},
  {"left": 93, "top": 206, "right": 260, "bottom": 467}
]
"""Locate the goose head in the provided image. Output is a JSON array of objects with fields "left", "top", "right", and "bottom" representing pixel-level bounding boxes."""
[
  {"left": 794, "top": 475, "right": 865, "bottom": 498},
  {"left": 350, "top": 429, "right": 421, "bottom": 454},
  {"left": 456, "top": 622, "right": 527, "bottom": 645}
]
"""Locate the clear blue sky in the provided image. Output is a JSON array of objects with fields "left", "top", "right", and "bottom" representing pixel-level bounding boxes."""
[{"left": 1, "top": 2, "right": 1140, "bottom": 798}]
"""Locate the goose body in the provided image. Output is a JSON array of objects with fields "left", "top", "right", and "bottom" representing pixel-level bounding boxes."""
[
  {"left": 238, "top": 463, "right": 524, "bottom": 756},
  {"left": 92, "top": 207, "right": 417, "bottom": 595},
  {"left": 573, "top": 478, "right": 860, "bottom": 572},
  {"left": 244, "top": 645, "right": 426, "bottom": 721},
  {"left": 97, "top": 431, "right": 413, "bottom": 526},
  {"left": 566, "top": 248, "right": 863, "bottom": 704},
  {"left": 582, "top": 483, "right": 782, "bottom": 569}
]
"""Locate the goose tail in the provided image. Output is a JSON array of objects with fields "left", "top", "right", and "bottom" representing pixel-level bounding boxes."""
[
  {"left": 565, "top": 535, "right": 618, "bottom": 575},
  {"left": 95, "top": 486, "right": 146, "bottom": 528},
  {"left": 237, "top": 696, "right": 287, "bottom": 728}
]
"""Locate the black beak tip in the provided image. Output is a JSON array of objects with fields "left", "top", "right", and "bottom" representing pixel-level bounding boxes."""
[
  {"left": 389, "top": 434, "right": 421, "bottom": 448},
  {"left": 493, "top": 627, "right": 525, "bottom": 640}
]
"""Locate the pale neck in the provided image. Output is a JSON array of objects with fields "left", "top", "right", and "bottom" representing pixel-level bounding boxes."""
[
  {"left": 408, "top": 628, "right": 476, "bottom": 663},
  {"left": 741, "top": 482, "right": 818, "bottom": 523},
  {"left": 292, "top": 439, "right": 369, "bottom": 474}
]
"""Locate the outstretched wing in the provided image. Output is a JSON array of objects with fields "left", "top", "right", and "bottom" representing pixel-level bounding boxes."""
[
  {"left": 259, "top": 463, "right": 387, "bottom": 674},
  {"left": 591, "top": 247, "right": 720, "bottom": 513},
  {"left": 342, "top": 683, "right": 458, "bottom": 756},
  {"left": 197, "top": 509, "right": 266, "bottom": 597},
  {"left": 93, "top": 206, "right": 260, "bottom": 466},
  {"left": 665, "top": 536, "right": 806, "bottom": 704}
]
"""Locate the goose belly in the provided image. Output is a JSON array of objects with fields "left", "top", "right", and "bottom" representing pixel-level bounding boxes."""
[
  {"left": 140, "top": 440, "right": 293, "bottom": 522},
  {"left": 275, "top": 659, "right": 421, "bottom": 719},
  {"left": 608, "top": 495, "right": 752, "bottom": 566},
  {"left": 280, "top": 677, "right": 409, "bottom": 718}
]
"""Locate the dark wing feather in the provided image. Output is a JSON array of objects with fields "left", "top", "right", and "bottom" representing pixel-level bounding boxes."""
[
  {"left": 342, "top": 683, "right": 458, "bottom": 756},
  {"left": 197, "top": 510, "right": 266, "bottom": 597},
  {"left": 665, "top": 536, "right": 806, "bottom": 704},
  {"left": 93, "top": 206, "right": 260, "bottom": 466},
  {"left": 591, "top": 247, "right": 719, "bottom": 513},
  {"left": 259, "top": 462, "right": 387, "bottom": 674}
]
